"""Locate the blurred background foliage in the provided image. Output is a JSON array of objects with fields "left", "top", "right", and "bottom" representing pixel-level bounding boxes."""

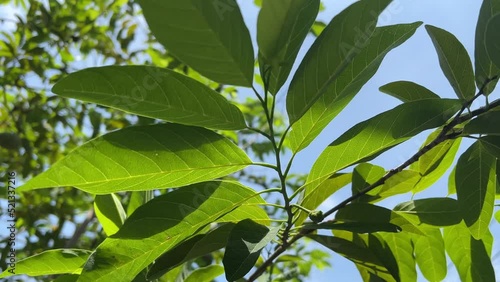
[{"left": 0, "top": 0, "right": 329, "bottom": 280}]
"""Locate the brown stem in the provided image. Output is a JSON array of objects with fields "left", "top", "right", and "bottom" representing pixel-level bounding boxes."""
[{"left": 248, "top": 80, "right": 500, "bottom": 282}]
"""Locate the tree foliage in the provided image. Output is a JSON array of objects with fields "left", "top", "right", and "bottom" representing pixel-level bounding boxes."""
[{"left": 1, "top": 0, "right": 500, "bottom": 281}]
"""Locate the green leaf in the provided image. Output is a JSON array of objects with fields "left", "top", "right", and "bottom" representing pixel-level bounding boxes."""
[
  {"left": 286, "top": 0, "right": 393, "bottom": 124},
  {"left": 257, "top": 0, "right": 320, "bottom": 95},
  {"left": 305, "top": 99, "right": 461, "bottom": 197},
  {"left": 52, "top": 66, "right": 246, "bottom": 130},
  {"left": 184, "top": 265, "right": 224, "bottom": 282},
  {"left": 288, "top": 22, "right": 422, "bottom": 152},
  {"left": 455, "top": 141, "right": 496, "bottom": 239},
  {"left": 126, "top": 191, "right": 144, "bottom": 216},
  {"left": 148, "top": 223, "right": 235, "bottom": 280},
  {"left": 411, "top": 129, "right": 461, "bottom": 193},
  {"left": 378, "top": 232, "right": 416, "bottom": 282},
  {"left": 480, "top": 135, "right": 500, "bottom": 157},
  {"left": 496, "top": 210, "right": 500, "bottom": 223},
  {"left": 94, "top": 193, "right": 126, "bottom": 236},
  {"left": 78, "top": 181, "right": 269, "bottom": 282},
  {"left": 463, "top": 110, "right": 500, "bottom": 135},
  {"left": 412, "top": 229, "right": 447, "bottom": 282},
  {"left": 335, "top": 203, "right": 422, "bottom": 234},
  {"left": 448, "top": 166, "right": 457, "bottom": 195},
  {"left": 425, "top": 25, "right": 476, "bottom": 100},
  {"left": 394, "top": 198, "right": 461, "bottom": 227},
  {"left": 379, "top": 81, "right": 440, "bottom": 102},
  {"left": 486, "top": 13, "right": 500, "bottom": 69},
  {"left": 444, "top": 222, "right": 495, "bottom": 282},
  {"left": 303, "top": 221, "right": 401, "bottom": 233},
  {"left": 475, "top": 0, "right": 500, "bottom": 94},
  {"left": 223, "top": 220, "right": 279, "bottom": 281},
  {"left": 378, "top": 170, "right": 421, "bottom": 198},
  {"left": 295, "top": 173, "right": 352, "bottom": 225},
  {"left": 19, "top": 124, "right": 251, "bottom": 194},
  {"left": 137, "top": 0, "right": 254, "bottom": 86},
  {"left": 0, "top": 249, "right": 92, "bottom": 278},
  {"left": 308, "top": 234, "right": 396, "bottom": 281},
  {"left": 351, "top": 163, "right": 385, "bottom": 200}
]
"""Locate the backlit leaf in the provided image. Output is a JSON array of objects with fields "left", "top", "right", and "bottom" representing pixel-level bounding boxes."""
[
  {"left": 425, "top": 25, "right": 475, "bottom": 100},
  {"left": 444, "top": 222, "right": 495, "bottom": 282},
  {"left": 19, "top": 124, "right": 251, "bottom": 194},
  {"left": 379, "top": 81, "right": 440, "bottom": 102},
  {"left": 0, "top": 249, "right": 91, "bottom": 278},
  {"left": 289, "top": 22, "right": 422, "bottom": 152},
  {"left": 94, "top": 194, "right": 126, "bottom": 236},
  {"left": 455, "top": 141, "right": 496, "bottom": 239},
  {"left": 295, "top": 173, "right": 352, "bottom": 225},
  {"left": 78, "top": 181, "right": 269, "bottom": 282},
  {"left": 411, "top": 129, "right": 461, "bottom": 193},
  {"left": 412, "top": 228, "right": 446, "bottom": 282},
  {"left": 303, "top": 221, "right": 401, "bottom": 233},
  {"left": 137, "top": 0, "right": 254, "bottom": 86},
  {"left": 286, "top": 0, "right": 393, "bottom": 124},
  {"left": 184, "top": 265, "right": 224, "bottom": 282},
  {"left": 257, "top": 0, "right": 320, "bottom": 95},
  {"left": 305, "top": 99, "right": 461, "bottom": 199},
  {"left": 378, "top": 232, "right": 416, "bottom": 282},
  {"left": 52, "top": 66, "right": 246, "bottom": 130}
]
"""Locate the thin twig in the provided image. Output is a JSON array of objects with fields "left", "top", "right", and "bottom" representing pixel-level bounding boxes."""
[{"left": 247, "top": 77, "right": 500, "bottom": 282}]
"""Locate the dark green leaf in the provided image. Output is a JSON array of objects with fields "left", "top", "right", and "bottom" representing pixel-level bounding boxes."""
[
  {"left": 335, "top": 203, "right": 422, "bottom": 234},
  {"left": 379, "top": 81, "right": 440, "bottom": 102},
  {"left": 295, "top": 173, "right": 352, "bottom": 225},
  {"left": 394, "top": 198, "right": 461, "bottom": 227},
  {"left": 455, "top": 141, "right": 496, "bottom": 239},
  {"left": 412, "top": 229, "right": 446, "bottom": 282},
  {"left": 137, "top": 0, "right": 254, "bottom": 86},
  {"left": 425, "top": 25, "right": 475, "bottom": 100},
  {"left": 184, "top": 265, "right": 224, "bottom": 282},
  {"left": 257, "top": 0, "right": 320, "bottom": 94},
  {"left": 475, "top": 0, "right": 500, "bottom": 94},
  {"left": 0, "top": 249, "right": 91, "bottom": 278},
  {"left": 19, "top": 124, "right": 251, "bottom": 194},
  {"left": 444, "top": 222, "right": 495, "bottom": 282},
  {"left": 308, "top": 234, "right": 396, "bottom": 281},
  {"left": 303, "top": 221, "right": 401, "bottom": 233},
  {"left": 223, "top": 219, "right": 279, "bottom": 281},
  {"left": 480, "top": 135, "right": 500, "bottom": 157},
  {"left": 52, "top": 66, "right": 247, "bottom": 130},
  {"left": 94, "top": 193, "right": 126, "bottom": 236},
  {"left": 289, "top": 22, "right": 422, "bottom": 152},
  {"left": 286, "top": 0, "right": 393, "bottom": 124},
  {"left": 463, "top": 110, "right": 500, "bottom": 135},
  {"left": 78, "top": 181, "right": 269, "bottom": 281},
  {"left": 305, "top": 99, "right": 461, "bottom": 198},
  {"left": 486, "top": 13, "right": 500, "bottom": 69},
  {"left": 148, "top": 223, "right": 235, "bottom": 280}
]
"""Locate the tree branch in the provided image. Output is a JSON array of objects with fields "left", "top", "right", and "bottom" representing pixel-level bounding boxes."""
[{"left": 247, "top": 78, "right": 500, "bottom": 281}]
